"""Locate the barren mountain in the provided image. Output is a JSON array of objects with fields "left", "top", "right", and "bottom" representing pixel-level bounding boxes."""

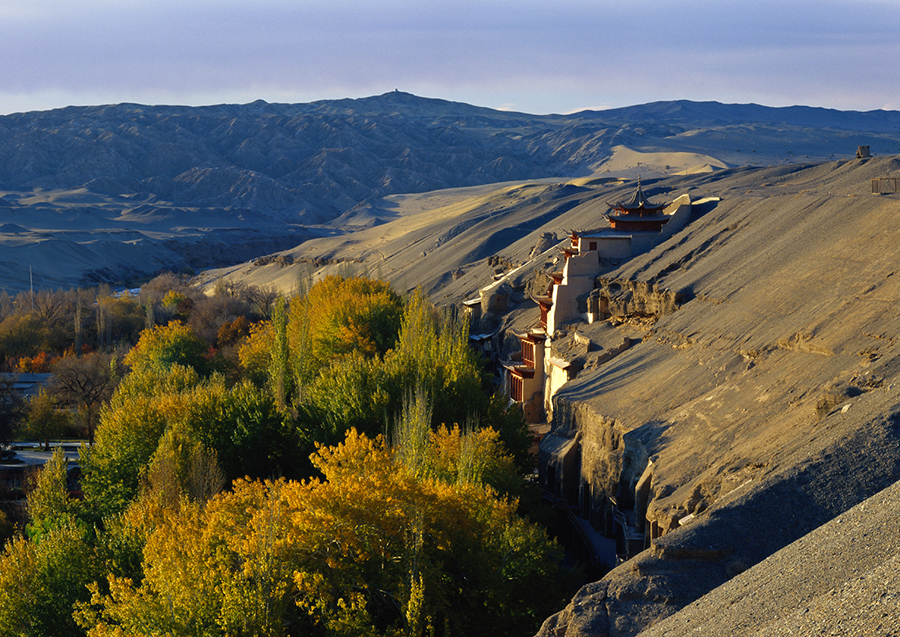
[{"left": 2, "top": 93, "right": 899, "bottom": 291}]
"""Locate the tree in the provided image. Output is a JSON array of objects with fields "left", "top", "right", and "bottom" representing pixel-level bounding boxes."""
[
  {"left": 0, "top": 509, "right": 12, "bottom": 548},
  {"left": 0, "top": 450, "right": 99, "bottom": 637},
  {"left": 95, "top": 292, "right": 144, "bottom": 350},
  {"left": 302, "top": 351, "right": 393, "bottom": 445},
  {"left": 288, "top": 275, "right": 403, "bottom": 383},
  {"left": 238, "top": 319, "right": 274, "bottom": 386},
  {"left": 245, "top": 283, "right": 280, "bottom": 320},
  {"left": 0, "top": 312, "right": 56, "bottom": 362},
  {"left": 50, "top": 352, "right": 121, "bottom": 445},
  {"left": 79, "top": 364, "right": 201, "bottom": 517},
  {"left": 26, "top": 447, "right": 80, "bottom": 537},
  {"left": 77, "top": 426, "right": 570, "bottom": 637},
  {"left": 0, "top": 521, "right": 97, "bottom": 637},
  {"left": 189, "top": 293, "right": 250, "bottom": 344},
  {"left": 124, "top": 321, "right": 212, "bottom": 376},
  {"left": 81, "top": 364, "right": 302, "bottom": 518},
  {"left": 270, "top": 296, "right": 293, "bottom": 410},
  {"left": 22, "top": 389, "right": 69, "bottom": 451}
]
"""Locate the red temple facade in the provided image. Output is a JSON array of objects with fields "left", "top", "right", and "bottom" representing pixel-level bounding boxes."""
[{"left": 604, "top": 179, "right": 668, "bottom": 232}]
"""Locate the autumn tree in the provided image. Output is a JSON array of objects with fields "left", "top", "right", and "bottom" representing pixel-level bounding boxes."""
[
  {"left": 0, "top": 312, "right": 56, "bottom": 362},
  {"left": 123, "top": 320, "right": 212, "bottom": 376},
  {"left": 288, "top": 275, "right": 403, "bottom": 384},
  {"left": 189, "top": 293, "right": 251, "bottom": 344},
  {"left": 78, "top": 428, "right": 570, "bottom": 637},
  {"left": 238, "top": 319, "right": 274, "bottom": 386},
  {"left": 95, "top": 292, "right": 144, "bottom": 350},
  {"left": 81, "top": 363, "right": 301, "bottom": 517}
]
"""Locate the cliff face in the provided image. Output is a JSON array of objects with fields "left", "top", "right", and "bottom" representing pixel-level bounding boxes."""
[{"left": 537, "top": 157, "right": 900, "bottom": 636}]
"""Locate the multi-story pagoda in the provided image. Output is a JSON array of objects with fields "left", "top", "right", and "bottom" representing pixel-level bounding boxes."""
[{"left": 604, "top": 179, "right": 669, "bottom": 232}]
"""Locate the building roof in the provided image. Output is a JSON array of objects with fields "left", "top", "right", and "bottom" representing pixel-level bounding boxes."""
[{"left": 608, "top": 178, "right": 667, "bottom": 214}]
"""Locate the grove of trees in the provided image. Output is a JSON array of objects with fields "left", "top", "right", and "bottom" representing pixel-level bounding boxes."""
[{"left": 0, "top": 274, "right": 577, "bottom": 636}]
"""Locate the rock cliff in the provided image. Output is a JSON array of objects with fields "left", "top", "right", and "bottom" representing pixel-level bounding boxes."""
[{"left": 536, "top": 156, "right": 900, "bottom": 635}]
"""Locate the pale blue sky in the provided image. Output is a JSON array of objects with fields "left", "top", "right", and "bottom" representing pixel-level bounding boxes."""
[{"left": 1, "top": 0, "right": 898, "bottom": 115}]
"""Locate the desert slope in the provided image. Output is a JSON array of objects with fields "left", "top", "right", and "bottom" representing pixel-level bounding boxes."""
[
  {"left": 636, "top": 476, "right": 900, "bottom": 635},
  {"left": 535, "top": 156, "right": 900, "bottom": 635}
]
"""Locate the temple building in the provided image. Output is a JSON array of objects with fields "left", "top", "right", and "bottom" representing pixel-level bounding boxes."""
[
  {"left": 603, "top": 178, "right": 670, "bottom": 232},
  {"left": 500, "top": 329, "right": 546, "bottom": 423},
  {"left": 461, "top": 180, "right": 719, "bottom": 569},
  {"left": 478, "top": 180, "right": 697, "bottom": 424}
]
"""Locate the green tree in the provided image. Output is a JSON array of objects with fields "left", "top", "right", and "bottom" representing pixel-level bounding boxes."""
[
  {"left": 302, "top": 351, "right": 392, "bottom": 444},
  {"left": 82, "top": 364, "right": 302, "bottom": 518},
  {"left": 269, "top": 296, "right": 293, "bottom": 410},
  {"left": 124, "top": 321, "right": 212, "bottom": 375},
  {"left": 80, "top": 364, "right": 202, "bottom": 517},
  {"left": 0, "top": 520, "right": 97, "bottom": 637},
  {"left": 26, "top": 448, "right": 80, "bottom": 537},
  {"left": 22, "top": 389, "right": 70, "bottom": 451}
]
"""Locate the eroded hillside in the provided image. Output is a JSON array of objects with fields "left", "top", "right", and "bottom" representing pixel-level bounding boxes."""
[
  {"left": 3, "top": 93, "right": 900, "bottom": 292},
  {"left": 189, "top": 156, "right": 900, "bottom": 634},
  {"left": 537, "top": 157, "right": 900, "bottom": 636}
]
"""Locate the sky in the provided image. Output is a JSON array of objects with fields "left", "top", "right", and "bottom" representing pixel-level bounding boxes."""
[{"left": 1, "top": 0, "right": 899, "bottom": 116}]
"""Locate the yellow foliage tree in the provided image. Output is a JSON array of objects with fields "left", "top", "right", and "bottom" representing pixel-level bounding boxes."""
[
  {"left": 289, "top": 275, "right": 403, "bottom": 384},
  {"left": 79, "top": 428, "right": 569, "bottom": 637},
  {"left": 124, "top": 321, "right": 211, "bottom": 375}
]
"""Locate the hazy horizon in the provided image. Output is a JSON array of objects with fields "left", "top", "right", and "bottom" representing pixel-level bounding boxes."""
[{"left": 2, "top": 0, "right": 899, "bottom": 117}]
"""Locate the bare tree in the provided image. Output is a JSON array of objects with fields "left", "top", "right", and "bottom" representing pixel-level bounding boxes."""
[
  {"left": 49, "top": 353, "right": 121, "bottom": 444},
  {"left": 32, "top": 289, "right": 71, "bottom": 329},
  {"left": 245, "top": 284, "right": 280, "bottom": 320}
]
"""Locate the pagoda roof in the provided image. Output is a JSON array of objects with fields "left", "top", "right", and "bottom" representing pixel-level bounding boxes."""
[{"left": 608, "top": 178, "right": 667, "bottom": 213}]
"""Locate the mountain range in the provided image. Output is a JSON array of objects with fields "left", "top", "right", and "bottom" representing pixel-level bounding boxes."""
[{"left": 1, "top": 92, "right": 899, "bottom": 291}]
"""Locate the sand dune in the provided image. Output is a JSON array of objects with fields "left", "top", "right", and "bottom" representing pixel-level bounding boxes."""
[{"left": 594, "top": 145, "right": 731, "bottom": 176}]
